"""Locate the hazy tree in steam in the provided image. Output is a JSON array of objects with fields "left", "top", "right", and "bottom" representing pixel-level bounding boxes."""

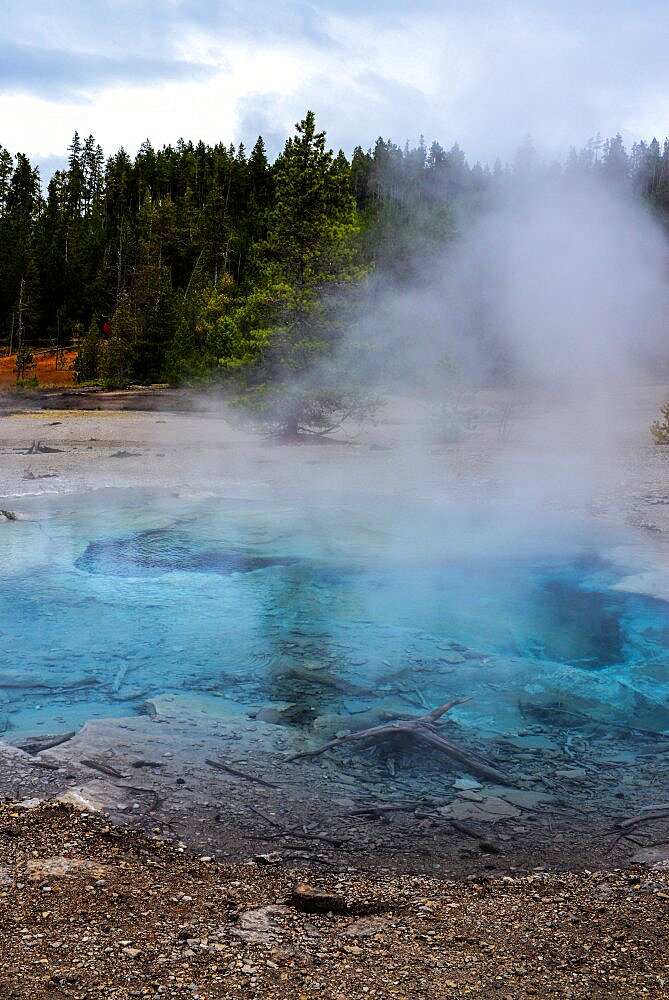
[
  {"left": 222, "top": 110, "right": 372, "bottom": 435},
  {"left": 650, "top": 402, "right": 669, "bottom": 444},
  {"left": 98, "top": 292, "right": 138, "bottom": 386}
]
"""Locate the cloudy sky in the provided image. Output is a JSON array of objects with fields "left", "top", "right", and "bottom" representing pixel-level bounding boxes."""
[{"left": 2, "top": 0, "right": 669, "bottom": 174}]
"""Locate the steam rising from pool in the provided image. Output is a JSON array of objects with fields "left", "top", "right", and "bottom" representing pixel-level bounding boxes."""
[{"left": 0, "top": 489, "right": 667, "bottom": 751}]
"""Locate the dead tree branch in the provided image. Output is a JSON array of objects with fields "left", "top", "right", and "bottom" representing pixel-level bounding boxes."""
[{"left": 287, "top": 697, "right": 514, "bottom": 786}]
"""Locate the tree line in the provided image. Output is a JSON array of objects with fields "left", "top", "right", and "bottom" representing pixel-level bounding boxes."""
[{"left": 1, "top": 117, "right": 668, "bottom": 429}]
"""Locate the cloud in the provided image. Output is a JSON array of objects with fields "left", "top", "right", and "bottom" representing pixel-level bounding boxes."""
[
  {"left": 3, "top": 1, "right": 669, "bottom": 170},
  {"left": 0, "top": 38, "right": 213, "bottom": 101},
  {"left": 175, "top": 0, "right": 340, "bottom": 46},
  {"left": 234, "top": 93, "right": 296, "bottom": 160}
]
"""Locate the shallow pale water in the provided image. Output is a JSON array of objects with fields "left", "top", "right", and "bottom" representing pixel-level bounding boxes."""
[{"left": 0, "top": 488, "right": 667, "bottom": 751}]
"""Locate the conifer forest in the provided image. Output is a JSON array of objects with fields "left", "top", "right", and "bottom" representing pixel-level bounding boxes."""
[{"left": 1, "top": 114, "right": 668, "bottom": 429}]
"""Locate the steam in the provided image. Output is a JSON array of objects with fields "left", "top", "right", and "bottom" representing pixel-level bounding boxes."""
[
  {"left": 451, "top": 174, "right": 669, "bottom": 391},
  {"left": 322, "top": 166, "right": 669, "bottom": 520}
]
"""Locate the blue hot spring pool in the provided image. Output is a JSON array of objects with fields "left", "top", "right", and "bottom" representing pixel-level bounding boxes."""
[{"left": 0, "top": 487, "right": 667, "bottom": 757}]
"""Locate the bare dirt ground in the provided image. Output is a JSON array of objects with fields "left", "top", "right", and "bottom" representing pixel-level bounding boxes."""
[
  {"left": 0, "top": 381, "right": 668, "bottom": 996},
  {"left": 0, "top": 350, "right": 78, "bottom": 391}
]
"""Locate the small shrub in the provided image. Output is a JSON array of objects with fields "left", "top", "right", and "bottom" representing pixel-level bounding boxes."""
[
  {"left": 651, "top": 402, "right": 669, "bottom": 444},
  {"left": 14, "top": 343, "right": 36, "bottom": 383}
]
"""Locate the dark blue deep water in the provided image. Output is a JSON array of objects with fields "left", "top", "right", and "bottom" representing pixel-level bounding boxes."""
[{"left": 0, "top": 489, "right": 667, "bottom": 744}]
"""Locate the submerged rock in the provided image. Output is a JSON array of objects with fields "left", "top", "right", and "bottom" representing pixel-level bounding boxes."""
[
  {"left": 311, "top": 703, "right": 413, "bottom": 740},
  {"left": 75, "top": 528, "right": 300, "bottom": 577},
  {"left": 140, "top": 691, "right": 249, "bottom": 724},
  {"left": 0, "top": 672, "right": 100, "bottom": 691},
  {"left": 254, "top": 703, "right": 318, "bottom": 726},
  {"left": 440, "top": 651, "right": 466, "bottom": 664},
  {"left": 439, "top": 795, "right": 522, "bottom": 823}
]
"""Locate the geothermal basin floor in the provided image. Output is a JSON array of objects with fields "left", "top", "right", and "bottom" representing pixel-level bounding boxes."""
[{"left": 0, "top": 386, "right": 668, "bottom": 995}]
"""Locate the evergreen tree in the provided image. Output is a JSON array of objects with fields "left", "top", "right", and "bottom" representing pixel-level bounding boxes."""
[
  {"left": 75, "top": 318, "right": 102, "bottom": 382},
  {"left": 66, "top": 132, "right": 85, "bottom": 217},
  {"left": 98, "top": 292, "right": 138, "bottom": 386},
  {"left": 350, "top": 145, "right": 373, "bottom": 208},
  {"left": 223, "top": 111, "right": 370, "bottom": 435},
  {"left": 14, "top": 343, "right": 36, "bottom": 383},
  {"left": 0, "top": 147, "right": 13, "bottom": 219},
  {"left": 601, "top": 133, "right": 629, "bottom": 185},
  {"left": 0, "top": 154, "right": 42, "bottom": 347}
]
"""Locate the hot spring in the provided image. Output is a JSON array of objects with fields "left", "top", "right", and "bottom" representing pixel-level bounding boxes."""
[{"left": 1, "top": 487, "right": 667, "bottom": 757}]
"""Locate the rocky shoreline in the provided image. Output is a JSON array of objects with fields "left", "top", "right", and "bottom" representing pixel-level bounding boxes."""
[{"left": 0, "top": 687, "right": 668, "bottom": 883}]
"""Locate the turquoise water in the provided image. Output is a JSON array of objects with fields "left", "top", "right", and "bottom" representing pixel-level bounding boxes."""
[{"left": 0, "top": 488, "right": 667, "bottom": 745}]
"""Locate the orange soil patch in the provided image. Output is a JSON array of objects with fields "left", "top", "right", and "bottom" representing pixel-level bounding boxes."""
[{"left": 0, "top": 349, "right": 78, "bottom": 390}]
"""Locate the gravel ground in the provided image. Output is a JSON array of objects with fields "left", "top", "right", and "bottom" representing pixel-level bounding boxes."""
[{"left": 1, "top": 799, "right": 668, "bottom": 999}]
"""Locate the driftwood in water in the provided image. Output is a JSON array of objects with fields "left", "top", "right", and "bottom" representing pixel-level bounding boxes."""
[
  {"left": 616, "top": 808, "right": 669, "bottom": 830},
  {"left": 18, "top": 731, "right": 75, "bottom": 754},
  {"left": 607, "top": 807, "right": 669, "bottom": 853},
  {"left": 205, "top": 758, "right": 279, "bottom": 789},
  {"left": 25, "top": 758, "right": 62, "bottom": 771},
  {"left": 350, "top": 802, "right": 437, "bottom": 817},
  {"left": 80, "top": 758, "right": 127, "bottom": 779},
  {"left": 248, "top": 805, "right": 347, "bottom": 847},
  {"left": 287, "top": 698, "right": 514, "bottom": 786}
]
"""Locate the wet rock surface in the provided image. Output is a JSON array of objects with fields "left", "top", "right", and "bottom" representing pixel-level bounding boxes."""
[{"left": 0, "top": 693, "right": 668, "bottom": 881}]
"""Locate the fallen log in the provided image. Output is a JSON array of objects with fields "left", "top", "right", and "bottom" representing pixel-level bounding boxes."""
[
  {"left": 287, "top": 698, "right": 514, "bottom": 786},
  {"left": 616, "top": 809, "right": 669, "bottom": 830}
]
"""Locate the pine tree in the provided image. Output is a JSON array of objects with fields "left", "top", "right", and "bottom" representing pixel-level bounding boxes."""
[
  {"left": 223, "top": 111, "right": 370, "bottom": 435},
  {"left": 98, "top": 292, "right": 138, "bottom": 386},
  {"left": 0, "top": 154, "right": 42, "bottom": 348},
  {"left": 75, "top": 318, "right": 101, "bottom": 382},
  {"left": 66, "top": 132, "right": 85, "bottom": 217},
  {"left": 0, "top": 147, "right": 13, "bottom": 219}
]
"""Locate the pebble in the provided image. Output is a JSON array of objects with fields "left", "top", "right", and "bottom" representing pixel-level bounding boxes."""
[{"left": 344, "top": 917, "right": 389, "bottom": 938}]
